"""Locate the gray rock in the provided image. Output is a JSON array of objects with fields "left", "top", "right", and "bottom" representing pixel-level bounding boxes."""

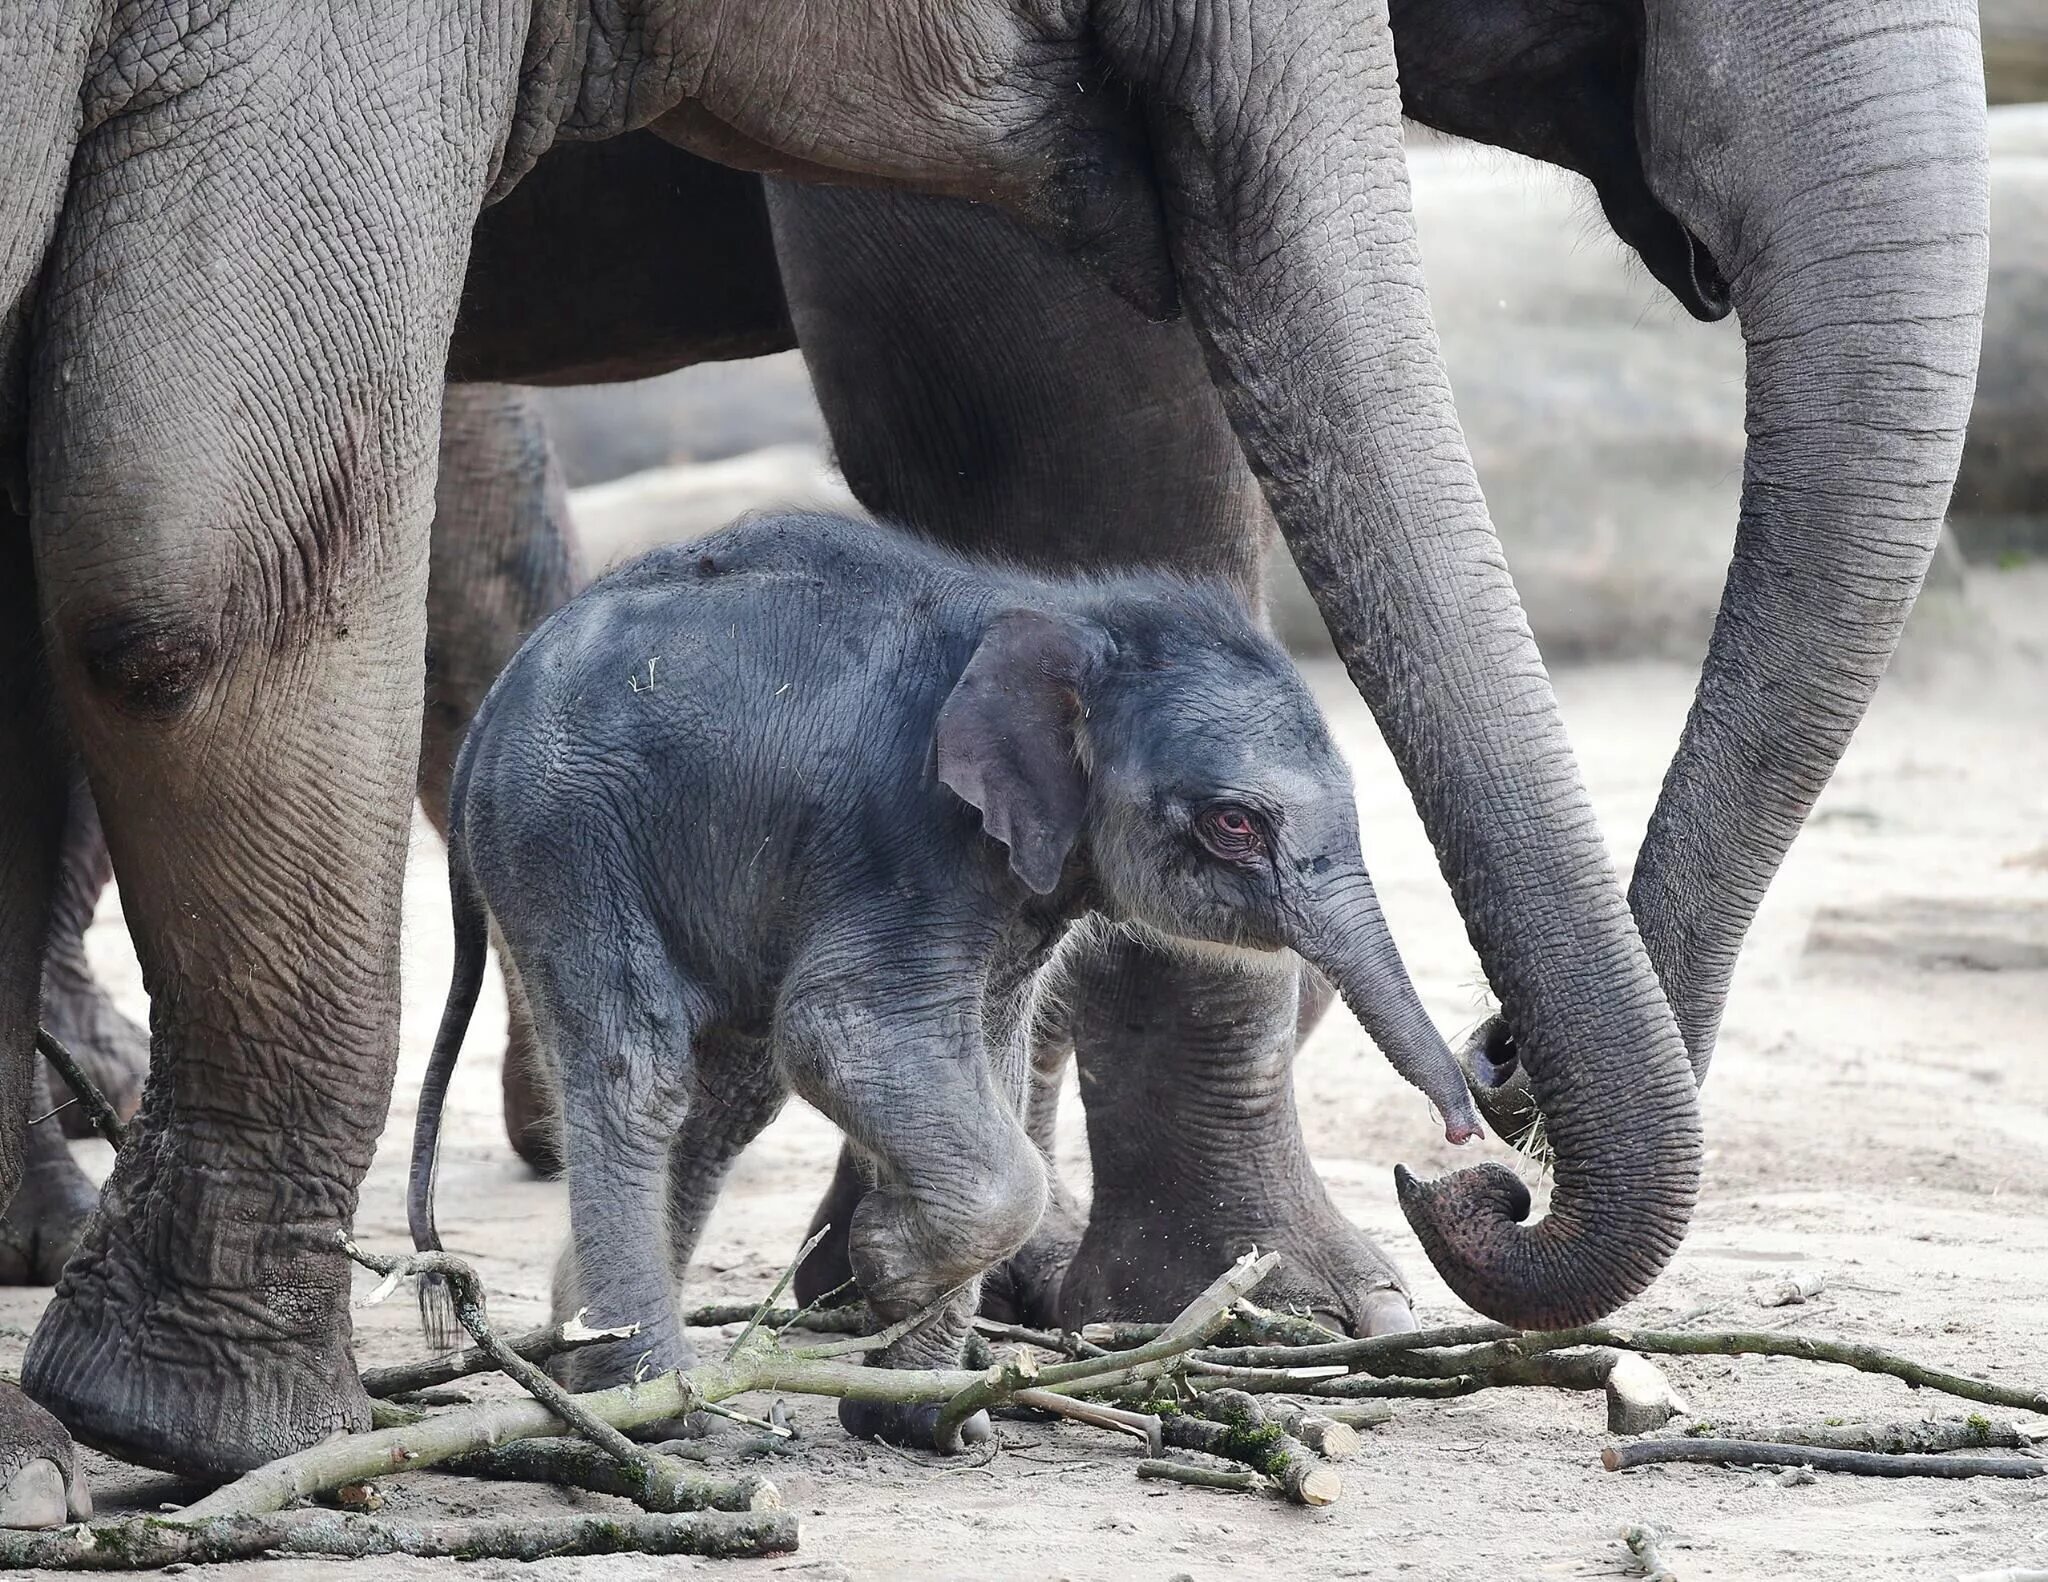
[
  {"left": 1984, "top": 0, "right": 2048, "bottom": 108},
  {"left": 1269, "top": 141, "right": 1749, "bottom": 664},
  {"left": 1951, "top": 108, "right": 2048, "bottom": 565},
  {"left": 541, "top": 352, "right": 825, "bottom": 488}
]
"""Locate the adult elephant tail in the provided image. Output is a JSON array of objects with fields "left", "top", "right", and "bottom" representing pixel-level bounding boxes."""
[{"left": 1095, "top": 0, "right": 1701, "bottom": 1328}]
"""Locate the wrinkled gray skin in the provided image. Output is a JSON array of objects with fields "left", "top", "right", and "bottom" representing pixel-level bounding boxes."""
[
  {"left": 411, "top": 512, "right": 1474, "bottom": 1454},
  {"left": 0, "top": 0, "right": 1986, "bottom": 1512}
]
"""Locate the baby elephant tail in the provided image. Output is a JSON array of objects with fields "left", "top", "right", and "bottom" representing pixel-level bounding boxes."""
[{"left": 410, "top": 847, "right": 492, "bottom": 1352}]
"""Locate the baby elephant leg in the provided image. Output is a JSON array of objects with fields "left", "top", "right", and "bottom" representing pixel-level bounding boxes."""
[
  {"left": 781, "top": 994, "right": 1046, "bottom": 1454},
  {"left": 529, "top": 956, "right": 707, "bottom": 1394}
]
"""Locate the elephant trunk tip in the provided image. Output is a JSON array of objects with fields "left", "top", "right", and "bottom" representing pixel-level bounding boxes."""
[{"left": 1393, "top": 1160, "right": 1683, "bottom": 1333}]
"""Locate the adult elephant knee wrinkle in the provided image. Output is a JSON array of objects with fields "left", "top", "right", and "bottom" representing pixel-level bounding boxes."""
[{"left": 412, "top": 512, "right": 1470, "bottom": 1448}]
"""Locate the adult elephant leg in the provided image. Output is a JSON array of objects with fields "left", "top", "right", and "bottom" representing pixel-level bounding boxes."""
[
  {"left": 0, "top": 515, "right": 91, "bottom": 1527},
  {"left": 37, "top": 776, "right": 148, "bottom": 1138},
  {"left": 18, "top": 10, "right": 520, "bottom": 1478},
  {"left": 419, "top": 384, "right": 581, "bottom": 1179},
  {"left": 1061, "top": 938, "right": 1414, "bottom": 1333},
  {"left": 772, "top": 184, "right": 1415, "bottom": 1331}
]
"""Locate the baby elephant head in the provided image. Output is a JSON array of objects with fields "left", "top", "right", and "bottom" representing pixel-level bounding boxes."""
[{"left": 937, "top": 591, "right": 1482, "bottom": 1144}]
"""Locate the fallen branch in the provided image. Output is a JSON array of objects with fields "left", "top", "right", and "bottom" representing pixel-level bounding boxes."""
[
  {"left": 438, "top": 1435, "right": 778, "bottom": 1511},
  {"left": 1686, "top": 1417, "right": 2034, "bottom": 1455},
  {"left": 1136, "top": 1457, "right": 1261, "bottom": 1493},
  {"left": 185, "top": 1248, "right": 1281, "bottom": 1522},
  {"left": 359, "top": 1314, "right": 638, "bottom": 1399},
  {"left": 1604, "top": 1438, "right": 2047, "bottom": 1480},
  {"left": 0, "top": 1510, "right": 797, "bottom": 1568},
  {"left": 36, "top": 1026, "right": 125, "bottom": 1147},
  {"left": 1156, "top": 1390, "right": 1341, "bottom": 1507},
  {"left": 1622, "top": 1522, "right": 1679, "bottom": 1581}
]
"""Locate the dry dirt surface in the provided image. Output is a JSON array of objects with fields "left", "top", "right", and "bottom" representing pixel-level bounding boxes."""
[{"left": 5, "top": 618, "right": 2045, "bottom": 1581}]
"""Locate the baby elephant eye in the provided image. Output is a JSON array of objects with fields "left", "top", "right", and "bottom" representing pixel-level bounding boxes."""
[{"left": 1196, "top": 804, "right": 1267, "bottom": 863}]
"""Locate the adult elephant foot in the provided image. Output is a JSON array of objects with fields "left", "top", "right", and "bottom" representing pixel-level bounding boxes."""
[
  {"left": 1055, "top": 933, "right": 1420, "bottom": 1336},
  {"left": 0, "top": 1386, "right": 89, "bottom": 1531},
  {"left": 0, "top": 1088, "right": 99, "bottom": 1287},
  {"left": 22, "top": 1110, "right": 373, "bottom": 1479}
]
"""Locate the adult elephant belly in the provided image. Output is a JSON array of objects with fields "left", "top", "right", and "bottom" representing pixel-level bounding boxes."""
[{"left": 767, "top": 182, "right": 1424, "bottom": 1337}]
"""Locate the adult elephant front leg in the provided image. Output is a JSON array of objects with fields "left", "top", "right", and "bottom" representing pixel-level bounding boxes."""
[
  {"left": 773, "top": 182, "right": 1419, "bottom": 1333},
  {"left": 18, "top": 8, "right": 523, "bottom": 1478},
  {"left": 420, "top": 385, "right": 582, "bottom": 1180}
]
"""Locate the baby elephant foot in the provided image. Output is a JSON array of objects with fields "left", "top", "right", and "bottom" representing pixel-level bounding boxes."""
[
  {"left": 0, "top": 1383, "right": 91, "bottom": 1530},
  {"left": 839, "top": 1399, "right": 993, "bottom": 1455}
]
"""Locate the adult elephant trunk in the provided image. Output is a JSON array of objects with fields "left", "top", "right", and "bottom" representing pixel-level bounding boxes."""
[
  {"left": 1621, "top": 0, "right": 1990, "bottom": 1079},
  {"left": 1097, "top": 0, "right": 1701, "bottom": 1328}
]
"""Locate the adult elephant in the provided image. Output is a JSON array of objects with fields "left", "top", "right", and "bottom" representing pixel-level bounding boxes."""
[
  {"left": 0, "top": 0, "right": 1984, "bottom": 1516},
  {"left": 0, "top": 0, "right": 1726, "bottom": 1512},
  {"left": 458, "top": 0, "right": 1998, "bottom": 1332}
]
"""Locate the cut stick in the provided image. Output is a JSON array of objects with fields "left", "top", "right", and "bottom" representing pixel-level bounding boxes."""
[
  {"left": 1137, "top": 1458, "right": 1262, "bottom": 1493},
  {"left": 1270, "top": 1408, "right": 1363, "bottom": 1461},
  {"left": 1685, "top": 1418, "right": 2035, "bottom": 1455},
  {"left": 1603, "top": 1438, "right": 2047, "bottom": 1480},
  {"left": 0, "top": 1510, "right": 798, "bottom": 1568}
]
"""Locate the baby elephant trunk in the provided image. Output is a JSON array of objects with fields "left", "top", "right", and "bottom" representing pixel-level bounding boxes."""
[{"left": 1298, "top": 870, "right": 1483, "bottom": 1145}]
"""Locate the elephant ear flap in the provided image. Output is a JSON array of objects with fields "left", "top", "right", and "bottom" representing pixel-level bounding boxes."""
[{"left": 936, "top": 608, "right": 1101, "bottom": 895}]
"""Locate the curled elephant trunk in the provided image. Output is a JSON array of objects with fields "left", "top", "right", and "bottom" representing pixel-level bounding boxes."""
[
  {"left": 1097, "top": 0, "right": 1701, "bottom": 1328},
  {"left": 1294, "top": 869, "right": 1481, "bottom": 1145}
]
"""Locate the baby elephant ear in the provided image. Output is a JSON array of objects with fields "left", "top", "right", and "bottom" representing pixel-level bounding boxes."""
[{"left": 936, "top": 608, "right": 1099, "bottom": 895}]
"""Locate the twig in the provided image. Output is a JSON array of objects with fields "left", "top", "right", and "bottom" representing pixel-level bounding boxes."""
[
  {"left": 1622, "top": 1523, "right": 1679, "bottom": 1581},
  {"left": 1235, "top": 1325, "right": 2048, "bottom": 1416},
  {"left": 1026, "top": 1251, "right": 1282, "bottom": 1397},
  {"left": 338, "top": 1240, "right": 698, "bottom": 1509},
  {"left": 0, "top": 1510, "right": 797, "bottom": 1568},
  {"left": 729, "top": 1225, "right": 831, "bottom": 1357},
  {"left": 360, "top": 1314, "right": 638, "bottom": 1398},
  {"left": 36, "top": 1025, "right": 125, "bottom": 1147},
  {"left": 1604, "top": 1438, "right": 2047, "bottom": 1479},
  {"left": 439, "top": 1435, "right": 777, "bottom": 1510},
  {"left": 974, "top": 1318, "right": 1107, "bottom": 1359},
  {"left": 1137, "top": 1457, "right": 1262, "bottom": 1493},
  {"left": 684, "top": 1303, "right": 866, "bottom": 1335}
]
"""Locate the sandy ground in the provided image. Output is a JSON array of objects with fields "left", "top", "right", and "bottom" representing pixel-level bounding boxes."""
[{"left": 5, "top": 602, "right": 2046, "bottom": 1581}]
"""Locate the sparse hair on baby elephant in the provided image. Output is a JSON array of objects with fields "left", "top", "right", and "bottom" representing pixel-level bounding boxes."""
[{"left": 408, "top": 511, "right": 1476, "bottom": 1453}]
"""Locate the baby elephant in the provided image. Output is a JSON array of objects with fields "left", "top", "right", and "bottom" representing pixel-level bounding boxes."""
[{"left": 410, "top": 511, "right": 1477, "bottom": 1451}]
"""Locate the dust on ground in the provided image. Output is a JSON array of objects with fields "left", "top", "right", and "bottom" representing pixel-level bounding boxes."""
[{"left": 5, "top": 623, "right": 2046, "bottom": 1581}]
